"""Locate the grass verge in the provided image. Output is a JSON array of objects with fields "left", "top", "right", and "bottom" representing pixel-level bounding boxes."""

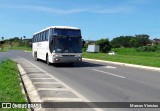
[
  {"left": 0, "top": 60, "right": 27, "bottom": 111},
  {"left": 0, "top": 46, "right": 32, "bottom": 52},
  {"left": 83, "top": 49, "right": 160, "bottom": 68},
  {"left": 0, "top": 48, "right": 8, "bottom": 52},
  {"left": 10, "top": 47, "right": 32, "bottom": 52}
]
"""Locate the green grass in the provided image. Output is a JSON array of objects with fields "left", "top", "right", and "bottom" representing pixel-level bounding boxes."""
[
  {"left": 0, "top": 46, "right": 32, "bottom": 52},
  {"left": 10, "top": 46, "right": 32, "bottom": 52},
  {"left": 0, "top": 48, "right": 8, "bottom": 52},
  {"left": 0, "top": 60, "right": 27, "bottom": 111},
  {"left": 111, "top": 48, "right": 160, "bottom": 57},
  {"left": 83, "top": 48, "right": 160, "bottom": 67}
]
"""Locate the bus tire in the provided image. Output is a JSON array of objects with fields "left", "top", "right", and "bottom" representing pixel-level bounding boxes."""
[
  {"left": 34, "top": 52, "right": 38, "bottom": 61},
  {"left": 46, "top": 55, "right": 50, "bottom": 65}
]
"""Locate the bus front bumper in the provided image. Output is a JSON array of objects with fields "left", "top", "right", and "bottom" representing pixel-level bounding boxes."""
[{"left": 53, "top": 57, "right": 82, "bottom": 63}]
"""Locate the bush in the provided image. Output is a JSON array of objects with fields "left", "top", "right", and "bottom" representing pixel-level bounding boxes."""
[
  {"left": 82, "top": 48, "right": 87, "bottom": 52},
  {"left": 112, "top": 44, "right": 121, "bottom": 48},
  {"left": 136, "top": 45, "right": 160, "bottom": 52},
  {"left": 96, "top": 38, "right": 111, "bottom": 53}
]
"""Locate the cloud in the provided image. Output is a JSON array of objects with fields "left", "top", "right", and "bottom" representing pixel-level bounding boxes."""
[
  {"left": 0, "top": 4, "right": 135, "bottom": 14},
  {"left": 0, "top": 4, "right": 88, "bottom": 14},
  {"left": 90, "top": 6, "right": 135, "bottom": 14}
]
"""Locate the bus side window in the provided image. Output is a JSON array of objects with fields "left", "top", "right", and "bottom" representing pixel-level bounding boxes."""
[
  {"left": 35, "top": 35, "right": 37, "bottom": 42},
  {"left": 41, "top": 33, "right": 43, "bottom": 41},
  {"left": 42, "top": 33, "right": 43, "bottom": 41},
  {"left": 41, "top": 32, "right": 43, "bottom": 41},
  {"left": 38, "top": 34, "right": 40, "bottom": 42},
  {"left": 34, "top": 35, "right": 36, "bottom": 42},
  {"left": 43, "top": 32, "right": 46, "bottom": 41},
  {"left": 39, "top": 33, "right": 41, "bottom": 42},
  {"left": 35, "top": 34, "right": 38, "bottom": 42},
  {"left": 45, "top": 31, "right": 47, "bottom": 41},
  {"left": 36, "top": 35, "right": 38, "bottom": 42},
  {"left": 36, "top": 35, "right": 37, "bottom": 42},
  {"left": 33, "top": 36, "right": 34, "bottom": 42},
  {"left": 42, "top": 32, "right": 44, "bottom": 41},
  {"left": 42, "top": 32, "right": 45, "bottom": 41},
  {"left": 46, "top": 30, "right": 49, "bottom": 40},
  {"left": 43, "top": 32, "right": 45, "bottom": 41},
  {"left": 40, "top": 33, "right": 42, "bottom": 42},
  {"left": 44, "top": 31, "right": 46, "bottom": 41}
]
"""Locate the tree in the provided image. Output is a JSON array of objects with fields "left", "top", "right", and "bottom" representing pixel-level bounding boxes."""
[
  {"left": 10, "top": 37, "right": 20, "bottom": 42},
  {"left": 1, "top": 37, "right": 4, "bottom": 40},
  {"left": 135, "top": 34, "right": 150, "bottom": 46},
  {"left": 96, "top": 38, "right": 111, "bottom": 53},
  {"left": 81, "top": 39, "right": 86, "bottom": 47},
  {"left": 129, "top": 38, "right": 137, "bottom": 47},
  {"left": 111, "top": 34, "right": 151, "bottom": 48},
  {"left": 111, "top": 36, "right": 133, "bottom": 48}
]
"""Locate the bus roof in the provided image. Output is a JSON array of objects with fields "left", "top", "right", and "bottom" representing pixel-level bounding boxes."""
[{"left": 33, "top": 26, "right": 80, "bottom": 35}]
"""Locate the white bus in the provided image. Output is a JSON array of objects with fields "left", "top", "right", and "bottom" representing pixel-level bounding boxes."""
[{"left": 32, "top": 26, "right": 82, "bottom": 65}]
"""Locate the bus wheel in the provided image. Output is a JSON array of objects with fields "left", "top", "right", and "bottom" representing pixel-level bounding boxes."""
[
  {"left": 46, "top": 55, "right": 50, "bottom": 65},
  {"left": 34, "top": 52, "right": 38, "bottom": 61}
]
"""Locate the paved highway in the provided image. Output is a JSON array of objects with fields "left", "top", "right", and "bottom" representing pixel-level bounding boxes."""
[{"left": 0, "top": 50, "right": 160, "bottom": 111}]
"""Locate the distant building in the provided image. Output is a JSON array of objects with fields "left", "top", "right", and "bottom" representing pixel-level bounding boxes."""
[
  {"left": 153, "top": 38, "right": 160, "bottom": 45},
  {"left": 85, "top": 40, "right": 96, "bottom": 44}
]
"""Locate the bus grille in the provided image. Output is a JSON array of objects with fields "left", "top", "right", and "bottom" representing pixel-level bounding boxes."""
[{"left": 62, "top": 55, "right": 75, "bottom": 57}]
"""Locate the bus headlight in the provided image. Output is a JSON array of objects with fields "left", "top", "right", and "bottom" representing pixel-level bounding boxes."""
[
  {"left": 55, "top": 55, "right": 59, "bottom": 57},
  {"left": 78, "top": 55, "right": 82, "bottom": 57},
  {"left": 75, "top": 55, "right": 81, "bottom": 57},
  {"left": 55, "top": 54, "right": 61, "bottom": 57}
]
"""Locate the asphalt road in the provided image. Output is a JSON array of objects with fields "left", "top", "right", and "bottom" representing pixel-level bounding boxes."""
[{"left": 1, "top": 50, "right": 160, "bottom": 111}]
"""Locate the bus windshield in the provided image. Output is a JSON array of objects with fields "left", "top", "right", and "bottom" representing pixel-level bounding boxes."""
[{"left": 54, "top": 37, "right": 82, "bottom": 53}]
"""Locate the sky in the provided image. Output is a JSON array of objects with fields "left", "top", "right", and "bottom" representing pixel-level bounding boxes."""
[{"left": 0, "top": 0, "right": 160, "bottom": 40}]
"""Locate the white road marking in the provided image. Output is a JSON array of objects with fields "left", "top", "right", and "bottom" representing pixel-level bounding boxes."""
[
  {"left": 33, "top": 82, "right": 60, "bottom": 84},
  {"left": 28, "top": 74, "right": 48, "bottom": 75},
  {"left": 37, "top": 88, "right": 68, "bottom": 91},
  {"left": 22, "top": 58, "right": 103, "bottom": 111},
  {"left": 42, "top": 97, "right": 84, "bottom": 102},
  {"left": 31, "top": 78, "right": 53, "bottom": 79},
  {"left": 105, "top": 66, "right": 117, "bottom": 69},
  {"left": 92, "top": 69, "right": 126, "bottom": 79}
]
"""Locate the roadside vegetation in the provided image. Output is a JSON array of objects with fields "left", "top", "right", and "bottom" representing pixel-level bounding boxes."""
[
  {"left": 0, "top": 46, "right": 32, "bottom": 52},
  {"left": 0, "top": 37, "right": 32, "bottom": 52},
  {"left": 10, "top": 46, "right": 32, "bottom": 51},
  {"left": 0, "top": 60, "right": 27, "bottom": 111},
  {"left": 83, "top": 48, "right": 160, "bottom": 67},
  {"left": 83, "top": 35, "right": 160, "bottom": 67},
  {"left": 0, "top": 47, "right": 8, "bottom": 52}
]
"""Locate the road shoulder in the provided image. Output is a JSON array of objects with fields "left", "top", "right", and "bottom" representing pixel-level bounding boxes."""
[
  {"left": 83, "top": 58, "right": 160, "bottom": 72},
  {"left": 16, "top": 58, "right": 100, "bottom": 111}
]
